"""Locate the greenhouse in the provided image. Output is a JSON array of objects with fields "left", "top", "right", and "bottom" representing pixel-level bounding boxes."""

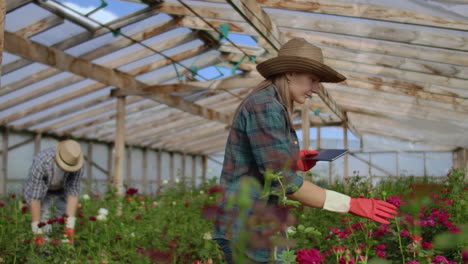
[{"left": 0, "top": 0, "right": 467, "bottom": 263}]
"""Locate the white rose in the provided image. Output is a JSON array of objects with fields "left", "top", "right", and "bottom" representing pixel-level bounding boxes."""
[
  {"left": 286, "top": 226, "right": 296, "bottom": 235},
  {"left": 203, "top": 232, "right": 212, "bottom": 240},
  {"left": 96, "top": 215, "right": 107, "bottom": 221},
  {"left": 200, "top": 191, "right": 204, "bottom": 194},
  {"left": 175, "top": 178, "right": 180, "bottom": 184},
  {"left": 163, "top": 180, "right": 169, "bottom": 185},
  {"left": 98, "top": 208, "right": 109, "bottom": 216},
  {"left": 82, "top": 194, "right": 90, "bottom": 200}
]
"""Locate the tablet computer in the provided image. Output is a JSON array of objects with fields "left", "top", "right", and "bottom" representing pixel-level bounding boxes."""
[{"left": 304, "top": 149, "right": 349, "bottom": 162}]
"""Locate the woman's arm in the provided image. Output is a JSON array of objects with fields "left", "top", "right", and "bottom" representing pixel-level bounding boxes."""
[{"left": 287, "top": 180, "right": 326, "bottom": 209}]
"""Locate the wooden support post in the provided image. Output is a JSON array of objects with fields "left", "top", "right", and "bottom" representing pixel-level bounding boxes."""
[
  {"left": 396, "top": 152, "right": 400, "bottom": 177},
  {"left": 202, "top": 155, "right": 208, "bottom": 184},
  {"left": 142, "top": 148, "right": 148, "bottom": 195},
  {"left": 181, "top": 152, "right": 186, "bottom": 184},
  {"left": 317, "top": 126, "right": 321, "bottom": 150},
  {"left": 368, "top": 153, "right": 372, "bottom": 183},
  {"left": 107, "top": 143, "right": 113, "bottom": 182},
  {"left": 87, "top": 142, "right": 93, "bottom": 190},
  {"left": 34, "top": 133, "right": 42, "bottom": 155},
  {"left": 1, "top": 128, "right": 8, "bottom": 196},
  {"left": 192, "top": 155, "right": 196, "bottom": 188},
  {"left": 301, "top": 100, "right": 310, "bottom": 179},
  {"left": 329, "top": 162, "right": 333, "bottom": 186},
  {"left": 170, "top": 152, "right": 174, "bottom": 184},
  {"left": 343, "top": 124, "right": 349, "bottom": 191},
  {"left": 156, "top": 149, "right": 162, "bottom": 195},
  {"left": 0, "top": 0, "right": 5, "bottom": 77},
  {"left": 126, "top": 146, "right": 132, "bottom": 187},
  {"left": 423, "top": 152, "right": 427, "bottom": 178},
  {"left": 112, "top": 96, "right": 126, "bottom": 196}
]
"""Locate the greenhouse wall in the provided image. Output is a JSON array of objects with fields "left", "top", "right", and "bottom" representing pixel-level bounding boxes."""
[{"left": 0, "top": 130, "right": 206, "bottom": 196}]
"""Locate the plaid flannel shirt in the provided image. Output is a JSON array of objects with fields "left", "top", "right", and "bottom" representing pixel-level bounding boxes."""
[
  {"left": 213, "top": 84, "right": 303, "bottom": 262},
  {"left": 24, "top": 147, "right": 83, "bottom": 202}
]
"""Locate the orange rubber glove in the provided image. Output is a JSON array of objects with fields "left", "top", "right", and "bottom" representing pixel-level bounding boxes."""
[
  {"left": 64, "top": 228, "right": 75, "bottom": 244},
  {"left": 349, "top": 198, "right": 397, "bottom": 225},
  {"left": 296, "top": 150, "right": 319, "bottom": 171}
]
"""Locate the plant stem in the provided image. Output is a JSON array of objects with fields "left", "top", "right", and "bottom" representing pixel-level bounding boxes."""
[{"left": 394, "top": 217, "right": 406, "bottom": 264}]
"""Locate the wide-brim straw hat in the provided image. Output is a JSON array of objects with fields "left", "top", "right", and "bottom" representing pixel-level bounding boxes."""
[
  {"left": 55, "top": 140, "right": 84, "bottom": 172},
  {"left": 256, "top": 38, "right": 346, "bottom": 82}
]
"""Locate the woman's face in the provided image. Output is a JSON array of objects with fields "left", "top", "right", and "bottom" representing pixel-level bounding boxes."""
[{"left": 286, "top": 72, "right": 321, "bottom": 104}]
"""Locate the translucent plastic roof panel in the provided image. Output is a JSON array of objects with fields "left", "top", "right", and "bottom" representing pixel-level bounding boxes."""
[
  {"left": 362, "top": 133, "right": 454, "bottom": 152},
  {"left": 1, "top": 63, "right": 50, "bottom": 87},
  {"left": 1, "top": 53, "right": 21, "bottom": 66},
  {"left": 135, "top": 50, "right": 221, "bottom": 84},
  {"left": 117, "top": 39, "right": 204, "bottom": 73},
  {"left": 120, "top": 13, "right": 173, "bottom": 37},
  {"left": 221, "top": 33, "right": 258, "bottom": 47},
  {"left": 0, "top": 79, "right": 99, "bottom": 119},
  {"left": 5, "top": 3, "right": 53, "bottom": 32},
  {"left": 27, "top": 98, "right": 115, "bottom": 130},
  {"left": 30, "top": 20, "right": 87, "bottom": 46},
  {"left": 65, "top": 32, "right": 120, "bottom": 57},
  {"left": 1, "top": 72, "right": 74, "bottom": 103}
]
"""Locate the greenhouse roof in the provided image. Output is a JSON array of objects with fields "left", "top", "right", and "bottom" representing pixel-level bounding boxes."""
[{"left": 1, "top": 0, "right": 467, "bottom": 155}]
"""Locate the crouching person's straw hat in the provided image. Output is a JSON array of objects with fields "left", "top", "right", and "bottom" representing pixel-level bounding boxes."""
[
  {"left": 256, "top": 38, "right": 346, "bottom": 83},
  {"left": 55, "top": 140, "right": 84, "bottom": 172}
]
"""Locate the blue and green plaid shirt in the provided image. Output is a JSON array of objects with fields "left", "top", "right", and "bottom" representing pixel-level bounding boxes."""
[
  {"left": 24, "top": 147, "right": 83, "bottom": 202},
  {"left": 214, "top": 84, "right": 304, "bottom": 262}
]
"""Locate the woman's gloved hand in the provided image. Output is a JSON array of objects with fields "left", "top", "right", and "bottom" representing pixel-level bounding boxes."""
[
  {"left": 323, "top": 190, "right": 398, "bottom": 225},
  {"left": 296, "top": 150, "right": 319, "bottom": 171}
]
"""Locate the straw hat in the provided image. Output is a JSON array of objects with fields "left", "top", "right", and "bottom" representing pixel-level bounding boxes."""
[
  {"left": 55, "top": 140, "right": 84, "bottom": 172},
  {"left": 256, "top": 38, "right": 346, "bottom": 82}
]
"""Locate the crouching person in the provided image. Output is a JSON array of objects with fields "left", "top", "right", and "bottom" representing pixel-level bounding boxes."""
[{"left": 24, "top": 140, "right": 84, "bottom": 245}]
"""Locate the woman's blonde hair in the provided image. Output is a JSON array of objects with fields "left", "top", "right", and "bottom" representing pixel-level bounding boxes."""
[{"left": 234, "top": 74, "right": 294, "bottom": 127}]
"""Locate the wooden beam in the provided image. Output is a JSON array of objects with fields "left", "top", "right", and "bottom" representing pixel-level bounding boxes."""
[
  {"left": 87, "top": 142, "right": 93, "bottom": 189},
  {"left": 301, "top": 99, "right": 310, "bottom": 150},
  {"left": 64, "top": 98, "right": 150, "bottom": 138},
  {"left": 0, "top": 128, "right": 8, "bottom": 196},
  {"left": 0, "top": 0, "right": 5, "bottom": 77},
  {"left": 169, "top": 152, "right": 174, "bottom": 184},
  {"left": 15, "top": 15, "right": 63, "bottom": 38},
  {"left": 327, "top": 84, "right": 468, "bottom": 125},
  {"left": 142, "top": 148, "right": 148, "bottom": 194},
  {"left": 4, "top": 32, "right": 231, "bottom": 124},
  {"left": 226, "top": 0, "right": 281, "bottom": 53},
  {"left": 343, "top": 124, "right": 349, "bottom": 190},
  {"left": 42, "top": 46, "right": 211, "bottom": 135},
  {"left": 161, "top": 128, "right": 227, "bottom": 151},
  {"left": 34, "top": 133, "right": 41, "bottom": 155},
  {"left": 2, "top": 6, "right": 162, "bottom": 74},
  {"left": 126, "top": 146, "right": 132, "bottom": 187},
  {"left": 0, "top": 75, "right": 84, "bottom": 112},
  {"left": 156, "top": 149, "right": 162, "bottom": 195},
  {"left": 1, "top": 82, "right": 107, "bottom": 125},
  {"left": 107, "top": 143, "right": 113, "bottom": 182},
  {"left": 225, "top": 47, "right": 468, "bottom": 99},
  {"left": 196, "top": 0, "right": 468, "bottom": 31},
  {"left": 161, "top": 1, "right": 468, "bottom": 52},
  {"left": 221, "top": 42, "right": 468, "bottom": 82},
  {"left": 0, "top": 137, "right": 34, "bottom": 155},
  {"left": 112, "top": 96, "right": 126, "bottom": 196},
  {"left": 191, "top": 155, "right": 196, "bottom": 188},
  {"left": 176, "top": 16, "right": 468, "bottom": 67},
  {"left": 153, "top": 123, "right": 225, "bottom": 149},
  {"left": 113, "top": 74, "right": 262, "bottom": 96},
  {"left": 202, "top": 155, "right": 207, "bottom": 184},
  {"left": 13, "top": 95, "right": 111, "bottom": 130}
]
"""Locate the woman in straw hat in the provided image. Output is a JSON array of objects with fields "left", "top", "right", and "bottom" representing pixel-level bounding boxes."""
[
  {"left": 212, "top": 38, "right": 397, "bottom": 263},
  {"left": 24, "top": 139, "right": 84, "bottom": 245}
]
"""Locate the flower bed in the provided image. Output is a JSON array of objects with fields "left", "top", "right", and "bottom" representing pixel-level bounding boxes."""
[{"left": 0, "top": 170, "right": 466, "bottom": 263}]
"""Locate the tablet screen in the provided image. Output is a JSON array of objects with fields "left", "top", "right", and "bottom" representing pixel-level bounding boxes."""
[{"left": 304, "top": 149, "right": 349, "bottom": 161}]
